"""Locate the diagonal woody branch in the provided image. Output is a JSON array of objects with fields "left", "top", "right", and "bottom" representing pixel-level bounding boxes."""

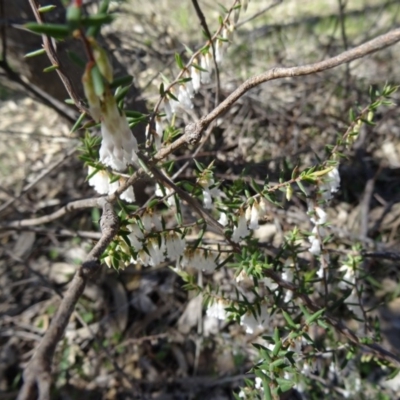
[{"left": 17, "top": 199, "right": 119, "bottom": 400}]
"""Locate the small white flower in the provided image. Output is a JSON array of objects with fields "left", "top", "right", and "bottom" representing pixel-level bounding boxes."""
[
  {"left": 339, "top": 264, "right": 356, "bottom": 288},
  {"left": 309, "top": 206, "right": 327, "bottom": 225},
  {"left": 100, "top": 93, "right": 138, "bottom": 171},
  {"left": 248, "top": 202, "right": 260, "bottom": 230},
  {"left": 232, "top": 211, "right": 250, "bottom": 242},
  {"left": 165, "top": 232, "right": 186, "bottom": 259},
  {"left": 119, "top": 185, "right": 136, "bottom": 203},
  {"left": 320, "top": 167, "right": 340, "bottom": 200},
  {"left": 163, "top": 98, "right": 173, "bottom": 122},
  {"left": 169, "top": 89, "right": 180, "bottom": 113},
  {"left": 146, "top": 238, "right": 166, "bottom": 266},
  {"left": 282, "top": 266, "right": 294, "bottom": 302},
  {"left": 154, "top": 117, "right": 164, "bottom": 150},
  {"left": 203, "top": 189, "right": 213, "bottom": 209},
  {"left": 218, "top": 211, "right": 228, "bottom": 226},
  {"left": 206, "top": 299, "right": 227, "bottom": 320},
  {"left": 191, "top": 64, "right": 201, "bottom": 93},
  {"left": 240, "top": 304, "right": 270, "bottom": 334},
  {"left": 215, "top": 40, "right": 225, "bottom": 63},
  {"left": 88, "top": 167, "right": 136, "bottom": 203},
  {"left": 200, "top": 52, "right": 212, "bottom": 84},
  {"left": 88, "top": 167, "right": 109, "bottom": 194},
  {"left": 141, "top": 211, "right": 162, "bottom": 232},
  {"left": 260, "top": 276, "right": 279, "bottom": 291},
  {"left": 181, "top": 249, "right": 217, "bottom": 272},
  {"left": 184, "top": 72, "right": 195, "bottom": 98},
  {"left": 127, "top": 222, "right": 144, "bottom": 251},
  {"left": 178, "top": 85, "right": 193, "bottom": 110},
  {"left": 308, "top": 226, "right": 322, "bottom": 255},
  {"left": 155, "top": 183, "right": 176, "bottom": 208}
]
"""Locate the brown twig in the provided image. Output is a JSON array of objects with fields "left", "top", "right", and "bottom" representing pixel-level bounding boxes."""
[
  {"left": 17, "top": 198, "right": 119, "bottom": 400},
  {"left": 27, "top": 0, "right": 88, "bottom": 115}
]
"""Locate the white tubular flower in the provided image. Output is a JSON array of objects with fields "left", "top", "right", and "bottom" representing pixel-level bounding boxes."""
[
  {"left": 218, "top": 210, "right": 228, "bottom": 226},
  {"left": 191, "top": 64, "right": 201, "bottom": 93},
  {"left": 199, "top": 174, "right": 221, "bottom": 210},
  {"left": 232, "top": 211, "right": 250, "bottom": 242},
  {"left": 261, "top": 276, "right": 279, "bottom": 291},
  {"left": 203, "top": 189, "right": 213, "bottom": 209},
  {"left": 146, "top": 238, "right": 166, "bottom": 266},
  {"left": 181, "top": 249, "right": 217, "bottom": 272},
  {"left": 308, "top": 226, "right": 321, "bottom": 256},
  {"left": 309, "top": 206, "right": 327, "bottom": 225},
  {"left": 247, "top": 202, "right": 260, "bottom": 230},
  {"left": 137, "top": 249, "right": 151, "bottom": 266},
  {"left": 339, "top": 264, "right": 356, "bottom": 289},
  {"left": 320, "top": 167, "right": 341, "bottom": 200},
  {"left": 163, "top": 98, "right": 173, "bottom": 122},
  {"left": 119, "top": 185, "right": 136, "bottom": 203},
  {"left": 127, "top": 222, "right": 144, "bottom": 251},
  {"left": 282, "top": 263, "right": 294, "bottom": 302},
  {"left": 88, "top": 167, "right": 109, "bottom": 194},
  {"left": 200, "top": 52, "right": 212, "bottom": 84},
  {"left": 141, "top": 210, "right": 162, "bottom": 232},
  {"left": 240, "top": 304, "right": 270, "bottom": 334},
  {"left": 184, "top": 72, "right": 195, "bottom": 98},
  {"left": 215, "top": 40, "right": 225, "bottom": 63},
  {"left": 154, "top": 117, "right": 164, "bottom": 150},
  {"left": 155, "top": 183, "right": 176, "bottom": 208},
  {"left": 100, "top": 93, "right": 138, "bottom": 171},
  {"left": 88, "top": 167, "right": 136, "bottom": 203},
  {"left": 206, "top": 299, "right": 227, "bottom": 320},
  {"left": 165, "top": 232, "right": 186, "bottom": 260},
  {"left": 178, "top": 85, "right": 193, "bottom": 110}
]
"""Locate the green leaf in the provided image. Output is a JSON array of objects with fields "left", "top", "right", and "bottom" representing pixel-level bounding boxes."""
[
  {"left": 306, "top": 308, "right": 325, "bottom": 325},
  {"left": 115, "top": 85, "right": 131, "bottom": 103},
  {"left": 281, "top": 310, "right": 297, "bottom": 329},
  {"left": 38, "top": 5, "right": 57, "bottom": 13},
  {"left": 24, "top": 22, "right": 71, "bottom": 39},
  {"left": 386, "top": 368, "right": 400, "bottom": 381},
  {"left": 66, "top": 5, "right": 81, "bottom": 30},
  {"left": 24, "top": 48, "right": 46, "bottom": 58},
  {"left": 159, "top": 82, "right": 165, "bottom": 96},
  {"left": 67, "top": 50, "right": 85, "bottom": 68},
  {"left": 90, "top": 64, "right": 104, "bottom": 97},
  {"left": 43, "top": 64, "right": 59, "bottom": 73},
  {"left": 110, "top": 75, "right": 133, "bottom": 89},
  {"left": 175, "top": 53, "right": 185, "bottom": 69},
  {"left": 70, "top": 112, "right": 87, "bottom": 133},
  {"left": 82, "top": 13, "right": 114, "bottom": 28}
]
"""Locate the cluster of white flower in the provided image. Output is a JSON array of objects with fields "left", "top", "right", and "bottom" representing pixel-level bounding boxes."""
[
  {"left": 307, "top": 166, "right": 341, "bottom": 256},
  {"left": 231, "top": 197, "right": 269, "bottom": 242},
  {"left": 155, "top": 183, "right": 177, "bottom": 208},
  {"left": 198, "top": 172, "right": 222, "bottom": 209},
  {"left": 339, "top": 263, "right": 363, "bottom": 319},
  {"left": 153, "top": 2, "right": 243, "bottom": 149},
  {"left": 179, "top": 248, "right": 218, "bottom": 272},
  {"left": 87, "top": 166, "right": 136, "bottom": 203},
  {"left": 240, "top": 303, "right": 270, "bottom": 334},
  {"left": 206, "top": 298, "right": 228, "bottom": 320}
]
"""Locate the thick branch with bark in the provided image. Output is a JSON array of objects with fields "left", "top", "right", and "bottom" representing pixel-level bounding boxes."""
[{"left": 17, "top": 199, "right": 119, "bottom": 400}]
